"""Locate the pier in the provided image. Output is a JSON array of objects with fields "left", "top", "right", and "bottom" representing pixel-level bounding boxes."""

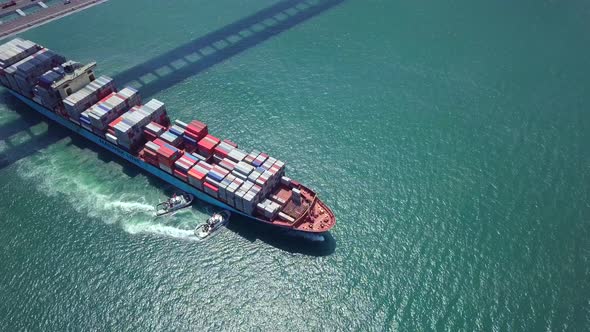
[{"left": 0, "top": 0, "right": 108, "bottom": 39}]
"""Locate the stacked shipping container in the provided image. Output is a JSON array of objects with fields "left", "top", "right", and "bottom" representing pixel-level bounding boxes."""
[
  {"left": 143, "top": 121, "right": 166, "bottom": 141},
  {"left": 81, "top": 87, "right": 140, "bottom": 134},
  {"left": 197, "top": 134, "right": 220, "bottom": 157},
  {"left": 109, "top": 99, "right": 167, "bottom": 150},
  {"left": 64, "top": 76, "right": 115, "bottom": 121},
  {"left": 183, "top": 121, "right": 208, "bottom": 151},
  {"left": 188, "top": 161, "right": 212, "bottom": 190},
  {"left": 154, "top": 138, "right": 181, "bottom": 173},
  {"left": 173, "top": 153, "right": 199, "bottom": 181},
  {"left": 3, "top": 48, "right": 66, "bottom": 97},
  {"left": 0, "top": 38, "right": 41, "bottom": 69}
]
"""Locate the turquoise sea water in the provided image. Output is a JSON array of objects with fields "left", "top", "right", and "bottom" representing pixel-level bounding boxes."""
[{"left": 1, "top": 0, "right": 589, "bottom": 330}]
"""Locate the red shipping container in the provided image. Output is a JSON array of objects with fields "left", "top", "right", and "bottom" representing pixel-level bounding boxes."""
[
  {"left": 204, "top": 182, "right": 218, "bottom": 192},
  {"left": 188, "top": 169, "right": 206, "bottom": 182},
  {"left": 186, "top": 120, "right": 208, "bottom": 139},
  {"left": 183, "top": 129, "right": 201, "bottom": 141},
  {"left": 174, "top": 169, "right": 188, "bottom": 181},
  {"left": 108, "top": 117, "right": 124, "bottom": 130},
  {"left": 153, "top": 138, "right": 167, "bottom": 147},
  {"left": 156, "top": 146, "right": 173, "bottom": 157},
  {"left": 197, "top": 135, "right": 220, "bottom": 155}
]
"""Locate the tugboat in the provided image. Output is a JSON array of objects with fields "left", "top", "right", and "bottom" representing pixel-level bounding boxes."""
[
  {"left": 195, "top": 211, "right": 231, "bottom": 239},
  {"left": 155, "top": 193, "right": 194, "bottom": 217}
]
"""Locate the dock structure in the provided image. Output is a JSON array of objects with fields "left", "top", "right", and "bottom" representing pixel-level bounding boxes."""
[{"left": 0, "top": 0, "right": 108, "bottom": 39}]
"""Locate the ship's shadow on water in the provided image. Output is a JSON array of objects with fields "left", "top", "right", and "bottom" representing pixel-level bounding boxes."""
[
  {"left": 0, "top": 92, "right": 67, "bottom": 169},
  {"left": 113, "top": 0, "right": 345, "bottom": 98}
]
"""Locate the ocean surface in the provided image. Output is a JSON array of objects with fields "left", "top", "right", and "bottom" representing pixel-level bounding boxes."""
[{"left": 1, "top": 0, "right": 589, "bottom": 330}]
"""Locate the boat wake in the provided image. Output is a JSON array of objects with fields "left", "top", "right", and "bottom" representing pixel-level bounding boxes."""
[
  {"left": 123, "top": 222, "right": 196, "bottom": 239},
  {"left": 105, "top": 200, "right": 154, "bottom": 213},
  {"left": 16, "top": 148, "right": 200, "bottom": 240}
]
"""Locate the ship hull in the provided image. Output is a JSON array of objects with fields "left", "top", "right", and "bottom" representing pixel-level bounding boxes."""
[{"left": 8, "top": 89, "right": 300, "bottom": 230}]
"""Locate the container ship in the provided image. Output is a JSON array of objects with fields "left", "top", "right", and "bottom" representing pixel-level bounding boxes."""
[{"left": 0, "top": 38, "right": 335, "bottom": 234}]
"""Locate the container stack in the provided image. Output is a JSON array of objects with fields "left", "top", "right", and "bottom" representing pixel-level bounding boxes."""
[
  {"left": 3, "top": 48, "right": 66, "bottom": 97},
  {"left": 173, "top": 153, "right": 199, "bottom": 182},
  {"left": 213, "top": 141, "right": 235, "bottom": 162},
  {"left": 79, "top": 111, "right": 93, "bottom": 131},
  {"left": 154, "top": 139, "right": 181, "bottom": 174},
  {"left": 169, "top": 124, "right": 185, "bottom": 137},
  {"left": 197, "top": 134, "right": 220, "bottom": 157},
  {"left": 159, "top": 130, "right": 182, "bottom": 147},
  {"left": 81, "top": 87, "right": 140, "bottom": 133},
  {"left": 233, "top": 181, "right": 249, "bottom": 212},
  {"left": 174, "top": 119, "right": 188, "bottom": 129},
  {"left": 109, "top": 99, "right": 168, "bottom": 150},
  {"left": 254, "top": 156, "right": 286, "bottom": 192},
  {"left": 206, "top": 170, "right": 264, "bottom": 214},
  {"left": 256, "top": 199, "right": 281, "bottom": 219},
  {"left": 280, "top": 176, "right": 292, "bottom": 187},
  {"left": 140, "top": 140, "right": 160, "bottom": 166},
  {"left": 217, "top": 173, "right": 235, "bottom": 202},
  {"left": 224, "top": 177, "right": 244, "bottom": 207},
  {"left": 184, "top": 121, "right": 208, "bottom": 151},
  {"left": 254, "top": 171, "right": 271, "bottom": 196},
  {"left": 247, "top": 169, "right": 263, "bottom": 184},
  {"left": 64, "top": 76, "right": 115, "bottom": 121},
  {"left": 232, "top": 161, "right": 254, "bottom": 181},
  {"left": 169, "top": 130, "right": 291, "bottom": 215},
  {"left": 218, "top": 158, "right": 237, "bottom": 172},
  {"left": 242, "top": 183, "right": 262, "bottom": 214},
  {"left": 187, "top": 161, "right": 212, "bottom": 190},
  {"left": 227, "top": 148, "right": 247, "bottom": 163},
  {"left": 208, "top": 164, "right": 230, "bottom": 182},
  {"left": 203, "top": 164, "right": 229, "bottom": 198},
  {"left": 188, "top": 151, "right": 208, "bottom": 164},
  {"left": 143, "top": 121, "right": 166, "bottom": 141},
  {"left": 252, "top": 152, "right": 268, "bottom": 167},
  {"left": 244, "top": 150, "right": 260, "bottom": 165},
  {"left": 0, "top": 38, "right": 41, "bottom": 72}
]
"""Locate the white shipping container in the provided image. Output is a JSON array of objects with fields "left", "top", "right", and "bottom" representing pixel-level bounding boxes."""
[
  {"left": 105, "top": 133, "right": 117, "bottom": 145},
  {"left": 280, "top": 176, "right": 292, "bottom": 186}
]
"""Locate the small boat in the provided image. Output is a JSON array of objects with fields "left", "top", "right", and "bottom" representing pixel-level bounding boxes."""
[
  {"left": 195, "top": 211, "right": 231, "bottom": 239},
  {"left": 155, "top": 193, "right": 194, "bottom": 216}
]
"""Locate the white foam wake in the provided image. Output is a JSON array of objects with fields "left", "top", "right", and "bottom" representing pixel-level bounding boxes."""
[{"left": 16, "top": 145, "right": 199, "bottom": 240}]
